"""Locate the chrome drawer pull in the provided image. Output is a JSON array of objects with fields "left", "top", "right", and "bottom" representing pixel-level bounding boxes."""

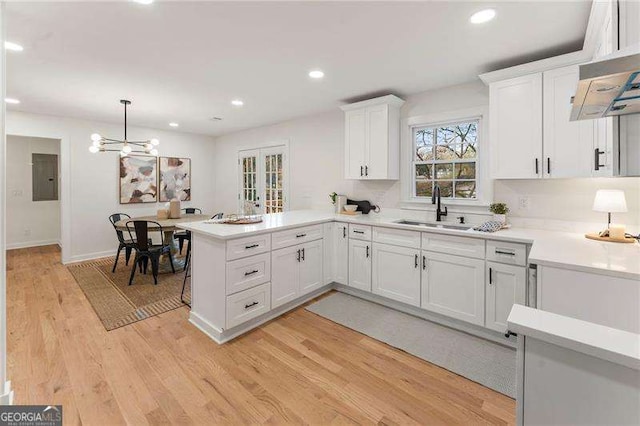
[
  {"left": 495, "top": 249, "right": 515, "bottom": 256},
  {"left": 245, "top": 244, "right": 259, "bottom": 249},
  {"left": 244, "top": 270, "right": 259, "bottom": 276},
  {"left": 244, "top": 301, "right": 259, "bottom": 309}
]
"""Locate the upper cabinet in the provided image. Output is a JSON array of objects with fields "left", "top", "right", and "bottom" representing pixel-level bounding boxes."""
[
  {"left": 341, "top": 95, "right": 404, "bottom": 180},
  {"left": 489, "top": 73, "right": 543, "bottom": 179}
]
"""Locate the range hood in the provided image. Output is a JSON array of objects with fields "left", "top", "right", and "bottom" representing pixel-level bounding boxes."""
[{"left": 570, "top": 52, "right": 640, "bottom": 121}]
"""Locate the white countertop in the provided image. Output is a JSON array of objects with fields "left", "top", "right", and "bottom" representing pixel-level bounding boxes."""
[
  {"left": 178, "top": 210, "right": 640, "bottom": 280},
  {"left": 508, "top": 304, "right": 640, "bottom": 370}
]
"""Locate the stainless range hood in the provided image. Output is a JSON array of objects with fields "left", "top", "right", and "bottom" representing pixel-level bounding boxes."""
[{"left": 570, "top": 52, "right": 640, "bottom": 121}]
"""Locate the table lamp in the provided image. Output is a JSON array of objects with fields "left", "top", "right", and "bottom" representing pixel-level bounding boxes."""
[{"left": 592, "top": 189, "right": 627, "bottom": 239}]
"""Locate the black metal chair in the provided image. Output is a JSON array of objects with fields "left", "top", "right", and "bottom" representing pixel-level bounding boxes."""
[
  {"left": 108, "top": 213, "right": 136, "bottom": 273},
  {"left": 175, "top": 207, "right": 203, "bottom": 253},
  {"left": 183, "top": 212, "right": 224, "bottom": 271},
  {"left": 126, "top": 220, "right": 175, "bottom": 285},
  {"left": 181, "top": 212, "right": 224, "bottom": 305}
]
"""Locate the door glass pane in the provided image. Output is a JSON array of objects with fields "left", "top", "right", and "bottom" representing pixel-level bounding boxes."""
[
  {"left": 264, "top": 153, "right": 284, "bottom": 213},
  {"left": 241, "top": 155, "right": 257, "bottom": 204}
]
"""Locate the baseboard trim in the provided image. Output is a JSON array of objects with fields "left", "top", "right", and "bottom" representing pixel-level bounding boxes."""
[
  {"left": 64, "top": 250, "right": 114, "bottom": 265},
  {"left": 334, "top": 284, "right": 516, "bottom": 348},
  {"left": 0, "top": 381, "right": 13, "bottom": 405},
  {"left": 190, "top": 284, "right": 333, "bottom": 344},
  {"left": 6, "top": 240, "right": 60, "bottom": 250}
]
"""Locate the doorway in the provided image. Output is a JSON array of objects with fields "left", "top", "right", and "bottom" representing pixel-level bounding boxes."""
[
  {"left": 238, "top": 144, "right": 289, "bottom": 214},
  {"left": 6, "top": 135, "right": 62, "bottom": 251}
]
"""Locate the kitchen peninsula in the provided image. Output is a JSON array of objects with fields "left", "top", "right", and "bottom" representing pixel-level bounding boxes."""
[{"left": 178, "top": 210, "right": 640, "bottom": 344}]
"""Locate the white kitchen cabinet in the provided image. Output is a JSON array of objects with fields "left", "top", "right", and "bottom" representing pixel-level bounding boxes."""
[
  {"left": 490, "top": 73, "right": 543, "bottom": 179},
  {"left": 348, "top": 239, "right": 371, "bottom": 291},
  {"left": 299, "top": 239, "right": 324, "bottom": 295},
  {"left": 372, "top": 243, "right": 421, "bottom": 306},
  {"left": 333, "top": 222, "right": 349, "bottom": 285},
  {"left": 271, "top": 240, "right": 324, "bottom": 309},
  {"left": 341, "top": 95, "right": 404, "bottom": 180},
  {"left": 542, "top": 65, "right": 596, "bottom": 178},
  {"left": 485, "top": 261, "right": 526, "bottom": 333},
  {"left": 271, "top": 244, "right": 300, "bottom": 308},
  {"left": 421, "top": 251, "right": 485, "bottom": 326}
]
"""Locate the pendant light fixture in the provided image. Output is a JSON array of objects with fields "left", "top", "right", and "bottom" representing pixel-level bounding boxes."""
[{"left": 89, "top": 99, "right": 159, "bottom": 157}]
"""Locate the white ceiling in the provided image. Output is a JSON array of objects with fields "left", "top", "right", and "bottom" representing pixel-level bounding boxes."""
[{"left": 6, "top": 1, "right": 592, "bottom": 137}]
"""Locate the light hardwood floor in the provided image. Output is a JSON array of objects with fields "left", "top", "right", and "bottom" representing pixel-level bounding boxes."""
[{"left": 7, "top": 245, "right": 515, "bottom": 425}]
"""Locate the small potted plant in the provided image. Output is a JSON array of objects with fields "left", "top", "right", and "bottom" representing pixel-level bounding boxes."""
[
  {"left": 489, "top": 202, "right": 509, "bottom": 224},
  {"left": 329, "top": 192, "right": 338, "bottom": 205}
]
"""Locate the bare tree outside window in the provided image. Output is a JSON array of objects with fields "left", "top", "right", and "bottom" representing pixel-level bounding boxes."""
[{"left": 413, "top": 120, "right": 478, "bottom": 199}]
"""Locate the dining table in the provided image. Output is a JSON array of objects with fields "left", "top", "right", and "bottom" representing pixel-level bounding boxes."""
[{"left": 115, "top": 214, "right": 210, "bottom": 273}]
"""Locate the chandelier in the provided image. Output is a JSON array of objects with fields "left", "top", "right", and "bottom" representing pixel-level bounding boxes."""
[{"left": 89, "top": 99, "right": 159, "bottom": 156}]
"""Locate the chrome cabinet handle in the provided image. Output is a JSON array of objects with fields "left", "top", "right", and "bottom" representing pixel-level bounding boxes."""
[
  {"left": 245, "top": 301, "right": 259, "bottom": 309},
  {"left": 244, "top": 270, "right": 259, "bottom": 276}
]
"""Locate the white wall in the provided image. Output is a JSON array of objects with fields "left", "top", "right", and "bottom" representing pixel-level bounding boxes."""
[
  {"left": 213, "top": 80, "right": 640, "bottom": 231},
  {"left": 6, "top": 135, "right": 61, "bottom": 249},
  {"left": 6, "top": 111, "right": 216, "bottom": 263}
]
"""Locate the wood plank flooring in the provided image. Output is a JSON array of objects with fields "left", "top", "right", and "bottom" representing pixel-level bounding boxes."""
[{"left": 6, "top": 245, "right": 515, "bottom": 425}]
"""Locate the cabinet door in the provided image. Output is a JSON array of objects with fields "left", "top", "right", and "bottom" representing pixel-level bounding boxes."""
[
  {"left": 299, "top": 240, "right": 324, "bottom": 296},
  {"left": 345, "top": 109, "right": 367, "bottom": 179},
  {"left": 348, "top": 239, "right": 371, "bottom": 291},
  {"left": 421, "top": 251, "right": 485, "bottom": 326},
  {"left": 334, "top": 223, "right": 349, "bottom": 285},
  {"left": 543, "top": 65, "right": 595, "bottom": 178},
  {"left": 372, "top": 243, "right": 421, "bottom": 306},
  {"left": 490, "top": 74, "right": 543, "bottom": 179},
  {"left": 271, "top": 245, "right": 300, "bottom": 309},
  {"left": 365, "top": 104, "right": 389, "bottom": 179},
  {"left": 485, "top": 262, "right": 526, "bottom": 333}
]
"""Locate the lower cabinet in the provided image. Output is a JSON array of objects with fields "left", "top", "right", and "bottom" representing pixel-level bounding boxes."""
[
  {"left": 485, "top": 261, "right": 526, "bottom": 332},
  {"left": 372, "top": 243, "right": 420, "bottom": 306},
  {"left": 421, "top": 251, "right": 485, "bottom": 326},
  {"left": 226, "top": 282, "right": 271, "bottom": 329},
  {"left": 334, "top": 223, "right": 349, "bottom": 285},
  {"left": 271, "top": 239, "right": 324, "bottom": 309},
  {"left": 349, "top": 239, "right": 371, "bottom": 291}
]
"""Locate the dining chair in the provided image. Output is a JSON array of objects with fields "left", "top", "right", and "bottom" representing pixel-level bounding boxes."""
[
  {"left": 108, "top": 213, "right": 135, "bottom": 273},
  {"left": 182, "top": 212, "right": 224, "bottom": 273},
  {"left": 126, "top": 220, "right": 175, "bottom": 285},
  {"left": 175, "top": 207, "right": 203, "bottom": 253}
]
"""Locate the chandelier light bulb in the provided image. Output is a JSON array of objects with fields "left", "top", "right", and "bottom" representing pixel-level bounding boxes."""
[
  {"left": 122, "top": 144, "right": 132, "bottom": 154},
  {"left": 150, "top": 149, "right": 159, "bottom": 156},
  {"left": 150, "top": 138, "right": 160, "bottom": 146},
  {"left": 92, "top": 139, "right": 101, "bottom": 147},
  {"left": 89, "top": 145, "right": 99, "bottom": 153},
  {"left": 91, "top": 133, "right": 102, "bottom": 142}
]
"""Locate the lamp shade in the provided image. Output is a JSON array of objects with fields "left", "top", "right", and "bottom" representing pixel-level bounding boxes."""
[{"left": 592, "top": 189, "right": 628, "bottom": 213}]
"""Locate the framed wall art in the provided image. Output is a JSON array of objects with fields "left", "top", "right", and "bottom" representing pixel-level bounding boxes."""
[
  {"left": 119, "top": 155, "right": 158, "bottom": 204},
  {"left": 159, "top": 157, "right": 191, "bottom": 202}
]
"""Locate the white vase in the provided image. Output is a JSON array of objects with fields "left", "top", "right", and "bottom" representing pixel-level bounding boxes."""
[{"left": 493, "top": 214, "right": 506, "bottom": 224}]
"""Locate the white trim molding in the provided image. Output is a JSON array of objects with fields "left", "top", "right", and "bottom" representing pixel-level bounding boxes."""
[
  {"left": 6, "top": 240, "right": 61, "bottom": 250},
  {"left": 400, "top": 106, "right": 492, "bottom": 211},
  {"left": 0, "top": 381, "right": 13, "bottom": 405}
]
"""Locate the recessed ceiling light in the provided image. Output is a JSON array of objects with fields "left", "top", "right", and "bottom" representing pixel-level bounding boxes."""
[
  {"left": 309, "top": 70, "right": 325, "bottom": 79},
  {"left": 133, "top": 0, "right": 154, "bottom": 4},
  {"left": 469, "top": 9, "right": 496, "bottom": 24},
  {"left": 231, "top": 99, "right": 244, "bottom": 107},
  {"left": 4, "top": 41, "right": 23, "bottom": 52},
  {"left": 5, "top": 98, "right": 20, "bottom": 104},
  {"left": 169, "top": 122, "right": 179, "bottom": 127}
]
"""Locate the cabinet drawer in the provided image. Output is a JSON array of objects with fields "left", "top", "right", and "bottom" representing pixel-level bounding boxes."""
[
  {"left": 226, "top": 253, "right": 271, "bottom": 295},
  {"left": 373, "top": 226, "right": 421, "bottom": 249},
  {"left": 349, "top": 224, "right": 372, "bottom": 241},
  {"left": 422, "top": 233, "right": 485, "bottom": 259},
  {"left": 486, "top": 240, "right": 527, "bottom": 266},
  {"left": 226, "top": 282, "right": 271, "bottom": 329},
  {"left": 226, "top": 234, "right": 271, "bottom": 261},
  {"left": 272, "top": 224, "right": 323, "bottom": 250}
]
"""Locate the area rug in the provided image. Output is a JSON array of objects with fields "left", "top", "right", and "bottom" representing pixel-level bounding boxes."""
[
  {"left": 67, "top": 255, "right": 190, "bottom": 331},
  {"left": 306, "top": 292, "right": 516, "bottom": 397}
]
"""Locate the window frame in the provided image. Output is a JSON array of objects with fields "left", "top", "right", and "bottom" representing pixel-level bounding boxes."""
[{"left": 400, "top": 107, "right": 491, "bottom": 208}]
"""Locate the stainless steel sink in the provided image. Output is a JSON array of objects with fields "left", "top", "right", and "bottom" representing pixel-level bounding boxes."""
[{"left": 394, "top": 220, "right": 471, "bottom": 230}]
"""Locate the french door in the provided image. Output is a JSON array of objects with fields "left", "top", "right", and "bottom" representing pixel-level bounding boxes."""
[{"left": 238, "top": 145, "right": 288, "bottom": 214}]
